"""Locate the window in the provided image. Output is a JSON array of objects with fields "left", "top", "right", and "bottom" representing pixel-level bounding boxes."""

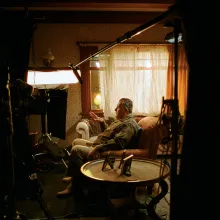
[
  {"left": 98, "top": 45, "right": 169, "bottom": 117},
  {"left": 79, "top": 45, "right": 104, "bottom": 118},
  {"left": 90, "top": 69, "right": 102, "bottom": 110},
  {"left": 79, "top": 44, "right": 188, "bottom": 118}
]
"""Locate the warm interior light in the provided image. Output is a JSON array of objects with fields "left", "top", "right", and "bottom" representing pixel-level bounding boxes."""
[
  {"left": 94, "top": 93, "right": 102, "bottom": 106},
  {"left": 27, "top": 68, "right": 81, "bottom": 88}
]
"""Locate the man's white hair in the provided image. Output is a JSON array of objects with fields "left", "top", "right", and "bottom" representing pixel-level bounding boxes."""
[{"left": 119, "top": 98, "right": 133, "bottom": 113}]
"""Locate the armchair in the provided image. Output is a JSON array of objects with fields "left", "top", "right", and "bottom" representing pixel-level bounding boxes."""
[
  {"left": 76, "top": 116, "right": 168, "bottom": 160},
  {"left": 76, "top": 118, "right": 107, "bottom": 142},
  {"left": 76, "top": 120, "right": 97, "bottom": 142},
  {"left": 74, "top": 113, "right": 171, "bottom": 216}
]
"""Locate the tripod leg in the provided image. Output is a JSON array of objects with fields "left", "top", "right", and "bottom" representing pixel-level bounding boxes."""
[
  {"left": 36, "top": 192, "right": 55, "bottom": 220},
  {"left": 61, "top": 158, "right": 68, "bottom": 169},
  {"left": 63, "top": 148, "right": 70, "bottom": 157}
]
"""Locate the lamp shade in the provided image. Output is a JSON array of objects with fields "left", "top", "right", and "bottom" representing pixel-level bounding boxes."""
[{"left": 94, "top": 93, "right": 102, "bottom": 106}]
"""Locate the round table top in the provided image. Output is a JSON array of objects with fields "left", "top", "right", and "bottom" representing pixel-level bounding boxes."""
[{"left": 81, "top": 158, "right": 170, "bottom": 185}]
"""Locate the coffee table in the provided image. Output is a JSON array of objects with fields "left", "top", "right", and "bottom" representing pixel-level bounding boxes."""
[{"left": 81, "top": 157, "right": 170, "bottom": 220}]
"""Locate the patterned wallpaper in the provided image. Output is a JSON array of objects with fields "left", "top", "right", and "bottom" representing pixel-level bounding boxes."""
[{"left": 28, "top": 23, "right": 171, "bottom": 147}]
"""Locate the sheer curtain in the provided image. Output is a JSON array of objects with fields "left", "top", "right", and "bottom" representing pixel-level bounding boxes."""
[{"left": 99, "top": 45, "right": 169, "bottom": 117}]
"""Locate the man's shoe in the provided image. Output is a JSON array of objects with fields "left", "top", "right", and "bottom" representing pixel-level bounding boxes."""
[
  {"left": 56, "top": 188, "right": 73, "bottom": 198},
  {"left": 62, "top": 176, "right": 72, "bottom": 183}
]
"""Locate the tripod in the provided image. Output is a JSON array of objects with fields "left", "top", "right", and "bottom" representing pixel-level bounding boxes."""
[
  {"left": 34, "top": 90, "right": 68, "bottom": 170},
  {"left": 13, "top": 152, "right": 55, "bottom": 220},
  {"left": 1, "top": 75, "right": 55, "bottom": 220}
]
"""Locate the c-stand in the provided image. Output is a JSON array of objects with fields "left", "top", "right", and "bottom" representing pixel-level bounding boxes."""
[
  {"left": 1, "top": 75, "right": 55, "bottom": 220},
  {"left": 13, "top": 151, "right": 55, "bottom": 220},
  {"left": 13, "top": 154, "right": 55, "bottom": 220},
  {"left": 34, "top": 90, "right": 68, "bottom": 170},
  {"left": 36, "top": 90, "right": 54, "bottom": 150},
  {"left": 2, "top": 72, "right": 17, "bottom": 220}
]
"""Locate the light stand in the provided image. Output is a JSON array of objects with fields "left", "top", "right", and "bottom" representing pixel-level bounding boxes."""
[
  {"left": 37, "top": 90, "right": 53, "bottom": 147},
  {"left": 34, "top": 90, "right": 68, "bottom": 169},
  {"left": 166, "top": 17, "right": 182, "bottom": 220},
  {"left": 1, "top": 74, "right": 55, "bottom": 220},
  {"left": 3, "top": 71, "right": 16, "bottom": 220}
]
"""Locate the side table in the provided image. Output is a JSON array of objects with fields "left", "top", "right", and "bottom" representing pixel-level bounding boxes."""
[{"left": 81, "top": 158, "right": 170, "bottom": 220}]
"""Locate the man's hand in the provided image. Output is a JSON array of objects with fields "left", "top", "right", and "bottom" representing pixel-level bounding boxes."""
[
  {"left": 88, "top": 146, "right": 100, "bottom": 160},
  {"left": 89, "top": 111, "right": 104, "bottom": 122}
]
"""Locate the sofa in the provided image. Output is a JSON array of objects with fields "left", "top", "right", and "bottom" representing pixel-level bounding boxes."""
[{"left": 76, "top": 115, "right": 169, "bottom": 160}]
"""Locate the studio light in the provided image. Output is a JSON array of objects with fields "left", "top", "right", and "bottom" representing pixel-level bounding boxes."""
[
  {"left": 28, "top": 44, "right": 82, "bottom": 89},
  {"left": 165, "top": 32, "right": 182, "bottom": 43},
  {"left": 27, "top": 67, "right": 81, "bottom": 89},
  {"left": 164, "top": 18, "right": 183, "bottom": 44}
]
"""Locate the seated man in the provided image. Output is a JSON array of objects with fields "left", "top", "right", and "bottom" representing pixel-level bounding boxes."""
[{"left": 57, "top": 98, "right": 140, "bottom": 197}]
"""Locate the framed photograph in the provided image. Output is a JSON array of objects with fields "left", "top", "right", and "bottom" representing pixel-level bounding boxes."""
[
  {"left": 101, "top": 152, "right": 115, "bottom": 171},
  {"left": 120, "top": 154, "right": 133, "bottom": 176},
  {"left": 118, "top": 150, "right": 127, "bottom": 168}
]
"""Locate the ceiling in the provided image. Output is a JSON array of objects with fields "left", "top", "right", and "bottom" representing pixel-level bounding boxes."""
[{"left": 1, "top": 0, "right": 177, "bottom": 24}]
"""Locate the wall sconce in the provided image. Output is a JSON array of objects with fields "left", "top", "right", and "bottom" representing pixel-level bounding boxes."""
[{"left": 27, "top": 67, "right": 81, "bottom": 89}]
